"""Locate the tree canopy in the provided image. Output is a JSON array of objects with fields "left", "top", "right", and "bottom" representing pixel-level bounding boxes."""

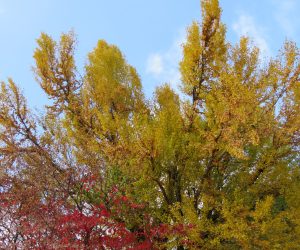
[{"left": 1, "top": 0, "right": 300, "bottom": 249}]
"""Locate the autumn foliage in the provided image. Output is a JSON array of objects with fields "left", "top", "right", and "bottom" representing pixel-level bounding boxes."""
[
  {"left": 1, "top": 0, "right": 300, "bottom": 249},
  {"left": 0, "top": 177, "right": 171, "bottom": 249}
]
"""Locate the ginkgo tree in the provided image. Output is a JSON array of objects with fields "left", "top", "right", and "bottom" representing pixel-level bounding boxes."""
[{"left": 1, "top": 0, "right": 300, "bottom": 249}]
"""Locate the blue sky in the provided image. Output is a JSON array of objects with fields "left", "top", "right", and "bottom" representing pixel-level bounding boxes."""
[{"left": 0, "top": 0, "right": 300, "bottom": 109}]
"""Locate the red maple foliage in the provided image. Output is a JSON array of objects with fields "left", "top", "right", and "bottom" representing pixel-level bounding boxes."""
[{"left": 0, "top": 175, "right": 191, "bottom": 249}]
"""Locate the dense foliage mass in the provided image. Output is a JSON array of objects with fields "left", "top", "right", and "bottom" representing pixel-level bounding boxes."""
[{"left": 1, "top": 0, "right": 300, "bottom": 249}]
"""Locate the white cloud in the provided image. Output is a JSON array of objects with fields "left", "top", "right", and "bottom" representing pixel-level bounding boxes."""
[
  {"left": 272, "top": 0, "right": 296, "bottom": 37},
  {"left": 233, "top": 14, "right": 270, "bottom": 57},
  {"left": 145, "top": 29, "right": 186, "bottom": 91},
  {"left": 146, "top": 53, "right": 163, "bottom": 76}
]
